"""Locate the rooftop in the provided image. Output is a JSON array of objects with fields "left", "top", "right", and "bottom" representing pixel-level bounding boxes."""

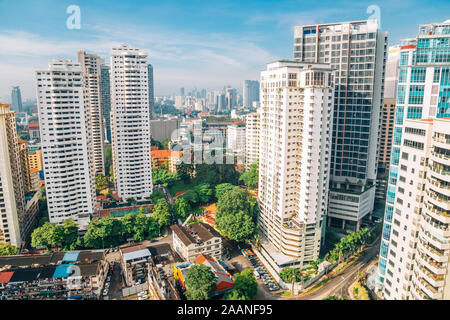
[{"left": 171, "top": 222, "right": 222, "bottom": 247}]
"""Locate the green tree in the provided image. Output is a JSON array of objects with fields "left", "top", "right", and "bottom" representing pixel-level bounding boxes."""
[
  {"left": 222, "top": 289, "right": 248, "bottom": 300},
  {"left": 184, "top": 264, "right": 217, "bottom": 300},
  {"left": 31, "top": 222, "right": 64, "bottom": 249},
  {"left": 180, "top": 189, "right": 199, "bottom": 206},
  {"left": 215, "top": 183, "right": 236, "bottom": 200},
  {"left": 0, "top": 243, "right": 19, "bottom": 256},
  {"left": 216, "top": 187, "right": 250, "bottom": 217},
  {"left": 194, "top": 183, "right": 214, "bottom": 204},
  {"left": 83, "top": 217, "right": 123, "bottom": 249},
  {"left": 95, "top": 174, "right": 109, "bottom": 192},
  {"left": 133, "top": 213, "right": 150, "bottom": 241},
  {"left": 279, "top": 267, "right": 301, "bottom": 293},
  {"left": 230, "top": 269, "right": 258, "bottom": 299},
  {"left": 173, "top": 197, "right": 191, "bottom": 221},
  {"left": 61, "top": 219, "right": 78, "bottom": 249},
  {"left": 239, "top": 161, "right": 259, "bottom": 189},
  {"left": 215, "top": 210, "right": 255, "bottom": 242},
  {"left": 150, "top": 190, "right": 165, "bottom": 204},
  {"left": 153, "top": 198, "right": 171, "bottom": 233},
  {"left": 152, "top": 169, "right": 180, "bottom": 187}
]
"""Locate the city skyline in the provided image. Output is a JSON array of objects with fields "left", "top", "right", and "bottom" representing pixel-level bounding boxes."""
[{"left": 1, "top": 0, "right": 450, "bottom": 101}]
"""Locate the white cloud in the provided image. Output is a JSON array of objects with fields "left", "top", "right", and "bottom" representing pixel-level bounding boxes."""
[{"left": 0, "top": 23, "right": 276, "bottom": 98}]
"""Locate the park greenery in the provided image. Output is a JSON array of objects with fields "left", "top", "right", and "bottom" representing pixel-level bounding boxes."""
[
  {"left": 184, "top": 264, "right": 217, "bottom": 300},
  {"left": 223, "top": 269, "right": 258, "bottom": 300}
]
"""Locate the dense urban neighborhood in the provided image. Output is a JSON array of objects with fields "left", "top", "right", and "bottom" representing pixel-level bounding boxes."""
[{"left": 0, "top": 0, "right": 449, "bottom": 303}]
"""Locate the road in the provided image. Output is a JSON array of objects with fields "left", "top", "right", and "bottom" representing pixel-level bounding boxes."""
[{"left": 290, "top": 238, "right": 381, "bottom": 300}]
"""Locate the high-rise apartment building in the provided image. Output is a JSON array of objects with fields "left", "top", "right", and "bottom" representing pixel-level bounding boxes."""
[
  {"left": 243, "top": 80, "right": 259, "bottom": 108},
  {"left": 11, "top": 86, "right": 23, "bottom": 113},
  {"left": 380, "top": 117, "right": 449, "bottom": 300},
  {"left": 78, "top": 50, "right": 105, "bottom": 176},
  {"left": 28, "top": 145, "right": 43, "bottom": 171},
  {"left": 294, "top": 20, "right": 387, "bottom": 231},
  {"left": 36, "top": 59, "right": 95, "bottom": 229},
  {"left": 110, "top": 44, "right": 153, "bottom": 201},
  {"left": 0, "top": 103, "right": 25, "bottom": 247},
  {"left": 378, "top": 20, "right": 450, "bottom": 299},
  {"left": 245, "top": 112, "right": 260, "bottom": 169},
  {"left": 100, "top": 64, "right": 112, "bottom": 144},
  {"left": 17, "top": 139, "right": 32, "bottom": 193},
  {"left": 257, "top": 60, "right": 334, "bottom": 272}
]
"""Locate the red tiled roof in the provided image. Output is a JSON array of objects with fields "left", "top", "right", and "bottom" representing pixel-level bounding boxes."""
[
  {"left": 151, "top": 149, "right": 172, "bottom": 159},
  {"left": 0, "top": 272, "right": 14, "bottom": 284}
]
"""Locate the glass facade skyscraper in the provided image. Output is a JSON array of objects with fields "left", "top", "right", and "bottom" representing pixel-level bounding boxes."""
[
  {"left": 378, "top": 20, "right": 450, "bottom": 299},
  {"left": 293, "top": 20, "right": 388, "bottom": 231}
]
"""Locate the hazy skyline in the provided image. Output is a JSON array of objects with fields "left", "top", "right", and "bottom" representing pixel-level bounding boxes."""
[{"left": 1, "top": 0, "right": 449, "bottom": 101}]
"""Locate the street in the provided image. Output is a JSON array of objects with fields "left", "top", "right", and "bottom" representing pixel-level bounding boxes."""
[{"left": 289, "top": 237, "right": 381, "bottom": 300}]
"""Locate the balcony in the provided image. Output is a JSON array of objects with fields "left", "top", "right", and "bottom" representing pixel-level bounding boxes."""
[
  {"left": 415, "top": 265, "right": 445, "bottom": 288},
  {"left": 423, "top": 203, "right": 450, "bottom": 224},
  {"left": 415, "top": 252, "right": 447, "bottom": 275},
  {"left": 419, "top": 227, "right": 450, "bottom": 250},
  {"left": 411, "top": 282, "right": 430, "bottom": 300},
  {"left": 416, "top": 277, "right": 443, "bottom": 299},
  {"left": 425, "top": 190, "right": 450, "bottom": 211},
  {"left": 421, "top": 215, "right": 450, "bottom": 238},
  {"left": 417, "top": 240, "right": 449, "bottom": 263}
]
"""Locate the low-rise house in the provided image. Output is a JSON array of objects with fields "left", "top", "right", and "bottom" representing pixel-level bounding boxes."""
[
  {"left": 120, "top": 245, "right": 152, "bottom": 287},
  {"left": 0, "top": 250, "right": 108, "bottom": 299},
  {"left": 171, "top": 222, "right": 223, "bottom": 262}
]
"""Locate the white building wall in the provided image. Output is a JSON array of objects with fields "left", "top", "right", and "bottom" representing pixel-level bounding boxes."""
[
  {"left": 110, "top": 44, "right": 153, "bottom": 201},
  {"left": 36, "top": 59, "right": 95, "bottom": 229}
]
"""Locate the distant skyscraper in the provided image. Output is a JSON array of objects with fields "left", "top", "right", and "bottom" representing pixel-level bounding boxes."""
[
  {"left": 225, "top": 88, "right": 237, "bottom": 110},
  {"left": 294, "top": 20, "right": 388, "bottom": 231},
  {"left": 180, "top": 87, "right": 185, "bottom": 97},
  {"left": 78, "top": 50, "right": 105, "bottom": 176},
  {"left": 215, "top": 92, "right": 225, "bottom": 112},
  {"left": 257, "top": 60, "right": 335, "bottom": 272},
  {"left": 0, "top": 103, "right": 26, "bottom": 247},
  {"left": 11, "top": 86, "right": 23, "bottom": 113},
  {"left": 100, "top": 64, "right": 112, "bottom": 143},
  {"left": 243, "top": 80, "right": 259, "bottom": 108},
  {"left": 378, "top": 20, "right": 450, "bottom": 300},
  {"left": 36, "top": 59, "right": 95, "bottom": 229},
  {"left": 110, "top": 44, "right": 153, "bottom": 201}
]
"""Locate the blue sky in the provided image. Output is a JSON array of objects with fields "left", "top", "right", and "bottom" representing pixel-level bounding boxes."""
[{"left": 0, "top": 0, "right": 449, "bottom": 100}]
